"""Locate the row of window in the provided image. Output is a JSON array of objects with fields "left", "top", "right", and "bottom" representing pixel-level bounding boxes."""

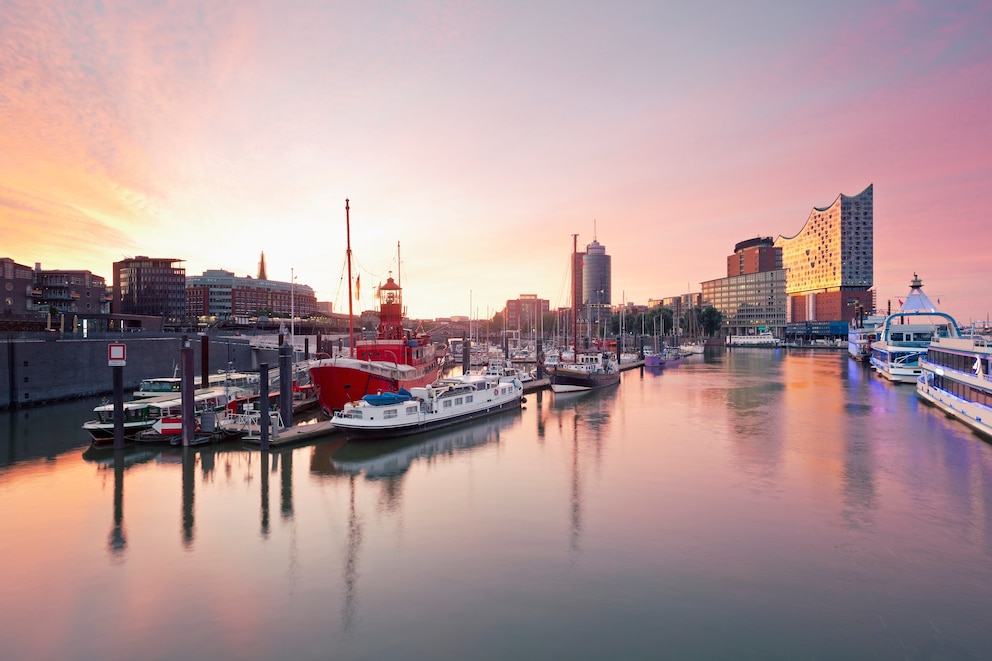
[
  {"left": 929, "top": 374, "right": 992, "bottom": 408},
  {"left": 926, "top": 349, "right": 992, "bottom": 375}
]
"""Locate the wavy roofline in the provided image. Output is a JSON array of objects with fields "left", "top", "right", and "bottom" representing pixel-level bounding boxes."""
[{"left": 775, "top": 183, "right": 873, "bottom": 243}]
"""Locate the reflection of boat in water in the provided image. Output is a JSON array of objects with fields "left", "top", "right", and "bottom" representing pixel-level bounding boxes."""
[{"left": 330, "top": 408, "right": 521, "bottom": 479}]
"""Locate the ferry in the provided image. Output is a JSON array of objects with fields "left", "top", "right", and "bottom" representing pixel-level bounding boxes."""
[
  {"left": 726, "top": 331, "right": 781, "bottom": 347},
  {"left": 917, "top": 328, "right": 992, "bottom": 440},
  {"left": 330, "top": 374, "right": 523, "bottom": 439},
  {"left": 870, "top": 275, "right": 957, "bottom": 383},
  {"left": 847, "top": 314, "right": 886, "bottom": 362}
]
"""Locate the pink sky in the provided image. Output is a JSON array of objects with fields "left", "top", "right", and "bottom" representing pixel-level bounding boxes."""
[{"left": 2, "top": 1, "right": 990, "bottom": 323}]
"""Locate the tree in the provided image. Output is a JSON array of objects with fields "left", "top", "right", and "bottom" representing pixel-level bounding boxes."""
[{"left": 698, "top": 306, "right": 723, "bottom": 336}]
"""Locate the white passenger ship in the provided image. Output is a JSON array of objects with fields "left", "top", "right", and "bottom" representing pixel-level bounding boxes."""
[
  {"left": 726, "top": 331, "right": 781, "bottom": 347},
  {"left": 870, "top": 275, "right": 957, "bottom": 383},
  {"left": 917, "top": 327, "right": 992, "bottom": 440}
]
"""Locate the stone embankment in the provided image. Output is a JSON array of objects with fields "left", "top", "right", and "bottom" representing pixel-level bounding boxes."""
[{"left": 2, "top": 335, "right": 263, "bottom": 409}]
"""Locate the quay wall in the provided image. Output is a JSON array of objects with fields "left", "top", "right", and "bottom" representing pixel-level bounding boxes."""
[{"left": 2, "top": 336, "right": 259, "bottom": 409}]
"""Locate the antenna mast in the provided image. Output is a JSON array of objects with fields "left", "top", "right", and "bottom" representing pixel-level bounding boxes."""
[{"left": 346, "top": 199, "right": 355, "bottom": 358}]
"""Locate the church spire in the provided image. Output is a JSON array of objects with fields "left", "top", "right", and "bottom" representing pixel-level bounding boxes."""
[{"left": 257, "top": 251, "right": 267, "bottom": 280}]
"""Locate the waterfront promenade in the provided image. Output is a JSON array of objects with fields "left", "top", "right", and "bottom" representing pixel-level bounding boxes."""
[{"left": 2, "top": 349, "right": 991, "bottom": 659}]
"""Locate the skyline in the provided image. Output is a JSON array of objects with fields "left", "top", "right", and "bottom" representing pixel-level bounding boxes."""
[{"left": 2, "top": 2, "right": 990, "bottom": 323}]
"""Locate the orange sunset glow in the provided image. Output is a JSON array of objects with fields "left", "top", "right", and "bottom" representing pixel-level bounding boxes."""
[{"left": 2, "top": 2, "right": 990, "bottom": 321}]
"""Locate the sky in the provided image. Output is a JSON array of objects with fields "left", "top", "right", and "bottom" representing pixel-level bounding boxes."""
[{"left": 2, "top": 0, "right": 990, "bottom": 323}]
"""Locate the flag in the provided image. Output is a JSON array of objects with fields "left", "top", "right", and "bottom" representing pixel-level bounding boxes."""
[
  {"left": 898, "top": 299, "right": 903, "bottom": 306},
  {"left": 355, "top": 275, "right": 361, "bottom": 300},
  {"left": 937, "top": 298, "right": 940, "bottom": 304}
]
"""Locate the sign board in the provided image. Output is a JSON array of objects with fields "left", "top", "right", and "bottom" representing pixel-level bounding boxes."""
[{"left": 108, "top": 343, "right": 126, "bottom": 367}]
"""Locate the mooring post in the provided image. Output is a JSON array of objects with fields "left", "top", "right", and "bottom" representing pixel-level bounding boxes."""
[
  {"left": 200, "top": 335, "right": 210, "bottom": 390},
  {"left": 181, "top": 335, "right": 195, "bottom": 447},
  {"left": 113, "top": 365, "right": 124, "bottom": 450},
  {"left": 259, "top": 362, "right": 270, "bottom": 451},
  {"left": 279, "top": 342, "right": 293, "bottom": 429}
]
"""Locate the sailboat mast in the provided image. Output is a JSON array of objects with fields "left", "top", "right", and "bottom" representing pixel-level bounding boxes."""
[
  {"left": 572, "top": 233, "right": 578, "bottom": 360},
  {"left": 346, "top": 199, "right": 355, "bottom": 359},
  {"left": 397, "top": 241, "right": 401, "bottom": 288}
]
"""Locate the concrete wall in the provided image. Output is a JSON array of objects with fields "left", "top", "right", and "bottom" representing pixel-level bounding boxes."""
[{"left": 2, "top": 336, "right": 257, "bottom": 409}]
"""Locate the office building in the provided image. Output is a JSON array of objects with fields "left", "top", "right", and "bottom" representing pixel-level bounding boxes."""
[
  {"left": 186, "top": 269, "right": 317, "bottom": 321},
  {"left": 113, "top": 256, "right": 186, "bottom": 329}
]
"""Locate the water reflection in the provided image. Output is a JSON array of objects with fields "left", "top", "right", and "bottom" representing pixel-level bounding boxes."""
[
  {"left": 5, "top": 352, "right": 992, "bottom": 658},
  {"left": 546, "top": 388, "right": 619, "bottom": 558},
  {"left": 109, "top": 449, "right": 126, "bottom": 557},
  {"left": 315, "top": 409, "right": 521, "bottom": 481},
  {"left": 1, "top": 396, "right": 99, "bottom": 468}
]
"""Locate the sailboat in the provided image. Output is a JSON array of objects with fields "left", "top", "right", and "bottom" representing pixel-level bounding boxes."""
[
  {"left": 549, "top": 235, "right": 621, "bottom": 393},
  {"left": 309, "top": 200, "right": 441, "bottom": 414},
  {"left": 679, "top": 297, "right": 705, "bottom": 355}
]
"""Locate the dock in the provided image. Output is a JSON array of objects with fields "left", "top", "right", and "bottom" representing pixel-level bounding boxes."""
[{"left": 240, "top": 418, "right": 342, "bottom": 448}]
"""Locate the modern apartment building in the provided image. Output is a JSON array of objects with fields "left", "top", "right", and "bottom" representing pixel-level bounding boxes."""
[
  {"left": 33, "top": 266, "right": 110, "bottom": 316},
  {"left": 112, "top": 256, "right": 186, "bottom": 329}
]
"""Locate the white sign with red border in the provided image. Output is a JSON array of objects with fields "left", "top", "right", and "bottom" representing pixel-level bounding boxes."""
[{"left": 108, "top": 343, "right": 126, "bottom": 367}]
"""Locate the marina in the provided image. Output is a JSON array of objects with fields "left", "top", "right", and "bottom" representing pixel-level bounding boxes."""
[{"left": 3, "top": 349, "right": 992, "bottom": 659}]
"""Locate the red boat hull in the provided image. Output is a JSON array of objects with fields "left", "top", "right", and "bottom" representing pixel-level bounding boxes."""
[{"left": 309, "top": 357, "right": 439, "bottom": 415}]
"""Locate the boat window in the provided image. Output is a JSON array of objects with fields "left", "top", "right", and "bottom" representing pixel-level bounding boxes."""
[
  {"left": 405, "top": 405, "right": 418, "bottom": 415},
  {"left": 466, "top": 395, "right": 473, "bottom": 403},
  {"left": 383, "top": 409, "right": 397, "bottom": 419},
  {"left": 454, "top": 397, "right": 463, "bottom": 405},
  {"left": 443, "top": 400, "right": 452, "bottom": 408}
]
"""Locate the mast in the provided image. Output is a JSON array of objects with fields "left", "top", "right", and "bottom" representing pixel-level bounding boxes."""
[
  {"left": 571, "top": 233, "right": 578, "bottom": 361},
  {"left": 346, "top": 199, "right": 355, "bottom": 359},
  {"left": 397, "top": 241, "right": 401, "bottom": 288}
]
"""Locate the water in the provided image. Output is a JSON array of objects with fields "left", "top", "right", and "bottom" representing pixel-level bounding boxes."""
[{"left": 2, "top": 350, "right": 991, "bottom": 660}]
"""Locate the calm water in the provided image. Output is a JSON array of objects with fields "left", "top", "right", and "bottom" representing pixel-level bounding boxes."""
[{"left": 2, "top": 350, "right": 991, "bottom": 660}]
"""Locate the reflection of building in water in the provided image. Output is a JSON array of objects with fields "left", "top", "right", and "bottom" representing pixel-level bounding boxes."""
[{"left": 548, "top": 388, "right": 617, "bottom": 558}]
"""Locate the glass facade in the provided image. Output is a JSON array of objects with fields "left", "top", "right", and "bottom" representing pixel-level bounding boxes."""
[
  {"left": 582, "top": 239, "right": 611, "bottom": 324},
  {"left": 114, "top": 257, "right": 186, "bottom": 328},
  {"left": 775, "top": 185, "right": 873, "bottom": 295},
  {"left": 702, "top": 270, "right": 787, "bottom": 335}
]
